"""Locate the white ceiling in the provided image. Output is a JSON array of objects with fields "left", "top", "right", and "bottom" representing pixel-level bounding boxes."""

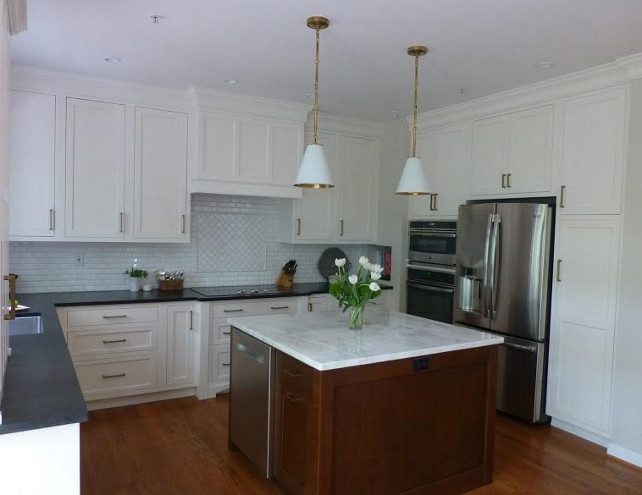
[{"left": 10, "top": 0, "right": 642, "bottom": 121}]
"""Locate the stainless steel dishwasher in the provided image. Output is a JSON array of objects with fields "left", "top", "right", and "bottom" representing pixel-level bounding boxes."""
[{"left": 229, "top": 327, "right": 276, "bottom": 478}]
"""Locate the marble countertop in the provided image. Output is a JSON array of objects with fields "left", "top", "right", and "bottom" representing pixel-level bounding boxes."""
[{"left": 228, "top": 308, "right": 504, "bottom": 371}]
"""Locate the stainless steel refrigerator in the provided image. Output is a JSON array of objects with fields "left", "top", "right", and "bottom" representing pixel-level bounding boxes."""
[{"left": 454, "top": 202, "right": 552, "bottom": 423}]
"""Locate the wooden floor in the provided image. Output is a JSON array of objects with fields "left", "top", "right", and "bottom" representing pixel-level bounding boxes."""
[{"left": 80, "top": 395, "right": 642, "bottom": 495}]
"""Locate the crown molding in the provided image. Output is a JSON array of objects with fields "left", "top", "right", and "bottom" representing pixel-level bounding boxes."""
[
  {"left": 11, "top": 64, "right": 194, "bottom": 110},
  {"left": 192, "top": 86, "right": 311, "bottom": 124},
  {"left": 616, "top": 53, "right": 642, "bottom": 80},
  {"left": 410, "top": 57, "right": 635, "bottom": 130},
  {"left": 312, "top": 111, "right": 387, "bottom": 138}
]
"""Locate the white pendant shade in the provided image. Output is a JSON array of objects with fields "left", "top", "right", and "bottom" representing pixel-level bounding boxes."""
[
  {"left": 294, "top": 143, "right": 334, "bottom": 188},
  {"left": 395, "top": 156, "right": 430, "bottom": 195}
]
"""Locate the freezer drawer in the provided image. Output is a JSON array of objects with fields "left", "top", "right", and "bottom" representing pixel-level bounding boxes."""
[{"left": 496, "top": 336, "right": 547, "bottom": 423}]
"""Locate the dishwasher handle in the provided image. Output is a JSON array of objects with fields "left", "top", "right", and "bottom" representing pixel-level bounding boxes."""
[{"left": 236, "top": 341, "right": 265, "bottom": 364}]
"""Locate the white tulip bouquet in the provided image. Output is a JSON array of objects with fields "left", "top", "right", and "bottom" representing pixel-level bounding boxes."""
[{"left": 329, "top": 256, "right": 383, "bottom": 329}]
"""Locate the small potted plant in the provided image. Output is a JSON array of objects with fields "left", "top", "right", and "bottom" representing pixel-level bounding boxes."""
[
  {"left": 123, "top": 259, "right": 148, "bottom": 292},
  {"left": 330, "top": 256, "right": 383, "bottom": 329}
]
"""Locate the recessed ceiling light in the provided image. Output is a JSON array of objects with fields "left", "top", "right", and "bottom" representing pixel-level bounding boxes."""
[
  {"left": 534, "top": 61, "right": 556, "bottom": 69},
  {"left": 104, "top": 57, "right": 122, "bottom": 64},
  {"left": 223, "top": 78, "right": 238, "bottom": 85}
]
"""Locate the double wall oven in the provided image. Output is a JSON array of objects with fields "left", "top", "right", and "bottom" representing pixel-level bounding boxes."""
[{"left": 406, "top": 221, "right": 457, "bottom": 323}]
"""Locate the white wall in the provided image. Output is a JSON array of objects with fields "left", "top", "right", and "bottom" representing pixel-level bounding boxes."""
[
  {"left": 609, "top": 78, "right": 642, "bottom": 467},
  {"left": 376, "top": 118, "right": 410, "bottom": 311}
]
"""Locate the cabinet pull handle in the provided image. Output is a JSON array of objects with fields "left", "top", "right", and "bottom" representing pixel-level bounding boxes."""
[
  {"left": 307, "top": 302, "right": 313, "bottom": 312},
  {"left": 221, "top": 363, "right": 231, "bottom": 367},
  {"left": 270, "top": 305, "right": 289, "bottom": 310},
  {"left": 49, "top": 209, "right": 55, "bottom": 231},
  {"left": 283, "top": 369, "right": 302, "bottom": 378},
  {"left": 102, "top": 373, "right": 126, "bottom": 379},
  {"left": 102, "top": 339, "right": 127, "bottom": 344},
  {"left": 501, "top": 174, "right": 506, "bottom": 188},
  {"left": 340, "top": 219, "right": 344, "bottom": 236},
  {"left": 507, "top": 173, "right": 512, "bottom": 188},
  {"left": 556, "top": 259, "right": 562, "bottom": 282},
  {"left": 223, "top": 309, "right": 244, "bottom": 313},
  {"left": 222, "top": 330, "right": 231, "bottom": 335},
  {"left": 296, "top": 218, "right": 301, "bottom": 236},
  {"left": 432, "top": 193, "right": 438, "bottom": 211},
  {"left": 119, "top": 212, "right": 124, "bottom": 233},
  {"left": 285, "top": 392, "right": 303, "bottom": 403},
  {"left": 103, "top": 315, "right": 127, "bottom": 319},
  {"left": 560, "top": 185, "right": 566, "bottom": 208},
  {"left": 181, "top": 214, "right": 186, "bottom": 234},
  {"left": 3, "top": 274, "right": 17, "bottom": 321},
  {"left": 428, "top": 194, "right": 434, "bottom": 211},
  {"left": 188, "top": 310, "right": 193, "bottom": 330}
]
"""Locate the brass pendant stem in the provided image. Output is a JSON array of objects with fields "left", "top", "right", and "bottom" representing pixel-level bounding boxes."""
[
  {"left": 412, "top": 53, "right": 419, "bottom": 158},
  {"left": 313, "top": 26, "right": 320, "bottom": 145}
]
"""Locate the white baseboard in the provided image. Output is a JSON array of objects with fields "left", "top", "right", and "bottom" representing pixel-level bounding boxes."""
[
  {"left": 607, "top": 443, "right": 642, "bottom": 468},
  {"left": 550, "top": 418, "right": 610, "bottom": 447},
  {"left": 86, "top": 387, "right": 197, "bottom": 411}
]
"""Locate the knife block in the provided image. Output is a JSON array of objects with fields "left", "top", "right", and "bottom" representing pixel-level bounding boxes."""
[{"left": 276, "top": 270, "right": 294, "bottom": 288}]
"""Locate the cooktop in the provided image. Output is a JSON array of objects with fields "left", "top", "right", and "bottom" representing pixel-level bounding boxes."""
[{"left": 191, "top": 285, "right": 297, "bottom": 298}]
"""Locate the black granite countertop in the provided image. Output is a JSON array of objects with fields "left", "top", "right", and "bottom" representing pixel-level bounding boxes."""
[{"left": 0, "top": 282, "right": 392, "bottom": 436}]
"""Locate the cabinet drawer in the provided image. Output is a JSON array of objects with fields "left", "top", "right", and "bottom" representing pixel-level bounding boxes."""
[
  {"left": 278, "top": 352, "right": 314, "bottom": 403},
  {"left": 211, "top": 298, "right": 297, "bottom": 319},
  {"left": 66, "top": 305, "right": 159, "bottom": 328},
  {"left": 74, "top": 354, "right": 159, "bottom": 400},
  {"left": 210, "top": 321, "right": 232, "bottom": 344},
  {"left": 67, "top": 326, "right": 158, "bottom": 357},
  {"left": 209, "top": 343, "right": 231, "bottom": 383}
]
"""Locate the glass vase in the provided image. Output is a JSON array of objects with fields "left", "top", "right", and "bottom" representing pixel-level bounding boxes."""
[{"left": 348, "top": 305, "right": 365, "bottom": 330}]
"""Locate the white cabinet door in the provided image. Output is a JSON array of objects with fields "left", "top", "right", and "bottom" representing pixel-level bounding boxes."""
[
  {"left": 471, "top": 115, "right": 508, "bottom": 195},
  {"left": 166, "top": 304, "right": 197, "bottom": 387},
  {"left": 9, "top": 90, "right": 56, "bottom": 237},
  {"left": 409, "top": 124, "right": 469, "bottom": 218},
  {"left": 271, "top": 124, "right": 303, "bottom": 184},
  {"left": 509, "top": 105, "right": 554, "bottom": 194},
  {"left": 547, "top": 218, "right": 621, "bottom": 436},
  {"left": 133, "top": 107, "right": 188, "bottom": 241},
  {"left": 65, "top": 98, "right": 126, "bottom": 238},
  {"left": 200, "top": 113, "right": 236, "bottom": 179},
  {"left": 560, "top": 88, "right": 626, "bottom": 214},
  {"left": 292, "top": 132, "right": 337, "bottom": 241},
  {"left": 338, "top": 135, "right": 377, "bottom": 241}
]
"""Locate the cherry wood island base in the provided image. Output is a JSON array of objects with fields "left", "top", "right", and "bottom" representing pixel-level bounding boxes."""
[{"left": 271, "top": 345, "right": 499, "bottom": 495}]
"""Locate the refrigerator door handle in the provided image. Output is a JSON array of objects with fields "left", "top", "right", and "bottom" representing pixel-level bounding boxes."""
[
  {"left": 482, "top": 213, "right": 494, "bottom": 318},
  {"left": 488, "top": 213, "right": 501, "bottom": 320}
]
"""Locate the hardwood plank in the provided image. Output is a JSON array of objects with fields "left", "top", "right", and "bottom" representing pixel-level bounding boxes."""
[{"left": 81, "top": 395, "right": 642, "bottom": 495}]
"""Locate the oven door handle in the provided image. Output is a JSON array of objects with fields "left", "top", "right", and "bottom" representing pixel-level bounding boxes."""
[
  {"left": 407, "top": 282, "right": 455, "bottom": 294},
  {"left": 409, "top": 232, "right": 457, "bottom": 238},
  {"left": 406, "top": 263, "right": 456, "bottom": 275}
]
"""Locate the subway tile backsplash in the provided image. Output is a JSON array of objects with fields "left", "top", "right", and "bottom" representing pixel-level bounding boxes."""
[{"left": 10, "top": 194, "right": 369, "bottom": 293}]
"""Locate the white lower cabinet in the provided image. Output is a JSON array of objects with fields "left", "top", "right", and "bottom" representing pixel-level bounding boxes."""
[
  {"left": 60, "top": 302, "right": 199, "bottom": 405},
  {"left": 547, "top": 217, "right": 621, "bottom": 437},
  {"left": 166, "top": 304, "right": 198, "bottom": 387}
]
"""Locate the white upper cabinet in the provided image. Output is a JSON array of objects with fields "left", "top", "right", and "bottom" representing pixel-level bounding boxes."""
[
  {"left": 286, "top": 118, "right": 382, "bottom": 244},
  {"left": 9, "top": 90, "right": 56, "bottom": 238},
  {"left": 547, "top": 218, "right": 621, "bottom": 436},
  {"left": 134, "top": 107, "right": 188, "bottom": 241},
  {"left": 338, "top": 135, "right": 377, "bottom": 241},
  {"left": 292, "top": 132, "right": 337, "bottom": 241},
  {"left": 65, "top": 98, "right": 126, "bottom": 239},
  {"left": 409, "top": 123, "right": 470, "bottom": 219},
  {"left": 471, "top": 105, "right": 554, "bottom": 196},
  {"left": 559, "top": 87, "right": 627, "bottom": 215}
]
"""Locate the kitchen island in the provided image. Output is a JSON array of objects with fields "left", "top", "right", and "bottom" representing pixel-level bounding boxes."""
[{"left": 229, "top": 308, "right": 504, "bottom": 495}]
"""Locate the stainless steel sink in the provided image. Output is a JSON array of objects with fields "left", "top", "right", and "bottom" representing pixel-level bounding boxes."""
[{"left": 9, "top": 315, "right": 43, "bottom": 336}]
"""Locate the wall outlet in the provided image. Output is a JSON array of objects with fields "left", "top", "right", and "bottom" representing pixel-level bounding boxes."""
[{"left": 75, "top": 254, "right": 84, "bottom": 266}]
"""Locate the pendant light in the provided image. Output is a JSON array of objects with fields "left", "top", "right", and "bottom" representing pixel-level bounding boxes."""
[
  {"left": 396, "top": 45, "right": 430, "bottom": 195},
  {"left": 294, "top": 16, "right": 335, "bottom": 189}
]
